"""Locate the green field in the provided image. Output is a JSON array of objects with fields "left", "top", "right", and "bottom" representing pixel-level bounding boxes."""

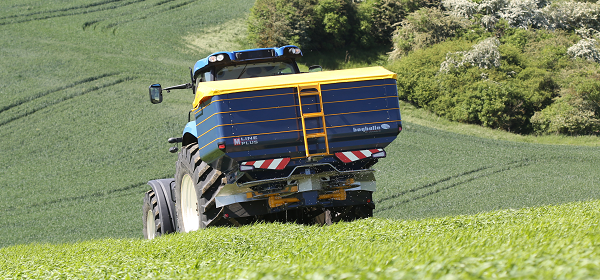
[
  {"left": 1, "top": 0, "right": 600, "bottom": 278},
  {"left": 1, "top": 201, "right": 599, "bottom": 279},
  {"left": 0, "top": 0, "right": 255, "bottom": 247}
]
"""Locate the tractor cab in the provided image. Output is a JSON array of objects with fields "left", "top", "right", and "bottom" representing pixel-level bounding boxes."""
[
  {"left": 149, "top": 45, "right": 320, "bottom": 104},
  {"left": 192, "top": 45, "right": 308, "bottom": 83}
]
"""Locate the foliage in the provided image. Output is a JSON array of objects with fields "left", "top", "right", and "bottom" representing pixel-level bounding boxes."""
[
  {"left": 531, "top": 74, "right": 600, "bottom": 135},
  {"left": 248, "top": 0, "right": 436, "bottom": 50},
  {"left": 567, "top": 38, "right": 600, "bottom": 63},
  {"left": 248, "top": 0, "right": 363, "bottom": 50},
  {"left": 543, "top": 1, "right": 600, "bottom": 31},
  {"left": 247, "top": 0, "right": 315, "bottom": 48},
  {"left": 440, "top": 0, "right": 600, "bottom": 31},
  {"left": 392, "top": 31, "right": 568, "bottom": 133},
  {"left": 389, "top": 0, "right": 600, "bottom": 135},
  {"left": 313, "top": 0, "right": 357, "bottom": 49},
  {"left": 389, "top": 7, "right": 472, "bottom": 59},
  {"left": 440, "top": 37, "right": 501, "bottom": 73},
  {"left": 358, "top": 0, "right": 437, "bottom": 45},
  {"left": 1, "top": 201, "right": 600, "bottom": 279},
  {"left": 497, "top": 0, "right": 549, "bottom": 29},
  {"left": 1, "top": 0, "right": 599, "bottom": 253}
]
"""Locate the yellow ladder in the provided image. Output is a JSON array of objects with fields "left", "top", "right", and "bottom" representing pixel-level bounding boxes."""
[{"left": 297, "top": 84, "right": 330, "bottom": 158}]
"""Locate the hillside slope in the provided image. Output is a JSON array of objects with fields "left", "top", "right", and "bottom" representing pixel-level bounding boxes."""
[
  {"left": 0, "top": 0, "right": 599, "bottom": 248},
  {"left": 1, "top": 201, "right": 599, "bottom": 279},
  {"left": 375, "top": 123, "right": 600, "bottom": 220},
  {"left": 0, "top": 0, "right": 255, "bottom": 247}
]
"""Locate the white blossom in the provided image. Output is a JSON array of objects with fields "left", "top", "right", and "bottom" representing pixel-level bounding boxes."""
[
  {"left": 498, "top": 0, "right": 548, "bottom": 29},
  {"left": 575, "top": 28, "right": 600, "bottom": 40},
  {"left": 478, "top": 0, "right": 509, "bottom": 15},
  {"left": 442, "top": 0, "right": 479, "bottom": 18},
  {"left": 481, "top": 15, "right": 499, "bottom": 31},
  {"left": 440, "top": 37, "right": 501, "bottom": 73},
  {"left": 567, "top": 38, "right": 600, "bottom": 63},
  {"left": 543, "top": 1, "right": 600, "bottom": 31}
]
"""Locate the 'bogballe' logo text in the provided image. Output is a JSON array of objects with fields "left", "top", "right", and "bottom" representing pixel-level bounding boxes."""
[
  {"left": 353, "top": 125, "right": 381, "bottom": 133},
  {"left": 353, "top": 123, "right": 391, "bottom": 133}
]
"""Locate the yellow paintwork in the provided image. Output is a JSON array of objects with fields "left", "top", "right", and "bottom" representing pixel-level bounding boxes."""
[
  {"left": 268, "top": 196, "right": 300, "bottom": 208},
  {"left": 192, "top": 66, "right": 397, "bottom": 109},
  {"left": 297, "top": 83, "right": 330, "bottom": 157},
  {"left": 318, "top": 189, "right": 346, "bottom": 201}
]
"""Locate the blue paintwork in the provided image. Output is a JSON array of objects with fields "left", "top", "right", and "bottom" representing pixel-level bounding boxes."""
[
  {"left": 182, "top": 121, "right": 198, "bottom": 138},
  {"left": 193, "top": 78, "right": 402, "bottom": 169},
  {"left": 193, "top": 45, "right": 302, "bottom": 78}
]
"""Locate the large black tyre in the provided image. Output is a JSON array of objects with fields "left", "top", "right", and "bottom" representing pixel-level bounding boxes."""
[
  {"left": 174, "top": 143, "right": 225, "bottom": 233},
  {"left": 142, "top": 190, "right": 162, "bottom": 239}
]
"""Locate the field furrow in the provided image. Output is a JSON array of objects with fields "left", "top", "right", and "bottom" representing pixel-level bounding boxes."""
[
  {"left": 0, "top": 0, "right": 147, "bottom": 26},
  {"left": 0, "top": 73, "right": 119, "bottom": 115},
  {"left": 0, "top": 74, "right": 134, "bottom": 127}
]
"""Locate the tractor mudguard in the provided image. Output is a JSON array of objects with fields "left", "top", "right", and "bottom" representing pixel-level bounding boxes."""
[
  {"left": 147, "top": 179, "right": 177, "bottom": 234},
  {"left": 182, "top": 121, "right": 198, "bottom": 138}
]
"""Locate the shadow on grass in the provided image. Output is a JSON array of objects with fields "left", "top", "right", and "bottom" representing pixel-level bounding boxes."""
[{"left": 374, "top": 159, "right": 533, "bottom": 213}]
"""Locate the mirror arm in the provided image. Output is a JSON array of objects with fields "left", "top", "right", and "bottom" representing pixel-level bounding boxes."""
[{"left": 164, "top": 83, "right": 193, "bottom": 92}]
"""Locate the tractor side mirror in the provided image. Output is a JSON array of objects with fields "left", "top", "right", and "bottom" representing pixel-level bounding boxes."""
[
  {"left": 308, "top": 65, "right": 323, "bottom": 72},
  {"left": 149, "top": 84, "right": 163, "bottom": 104}
]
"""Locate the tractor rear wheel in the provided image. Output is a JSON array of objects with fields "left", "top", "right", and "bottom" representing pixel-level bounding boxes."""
[{"left": 174, "top": 143, "right": 225, "bottom": 232}]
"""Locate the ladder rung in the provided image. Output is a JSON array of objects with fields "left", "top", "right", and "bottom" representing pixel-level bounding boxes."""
[
  {"left": 303, "top": 112, "right": 324, "bottom": 118},
  {"left": 306, "top": 152, "right": 329, "bottom": 157},
  {"left": 306, "top": 132, "right": 326, "bottom": 138},
  {"left": 299, "top": 91, "right": 320, "bottom": 96}
]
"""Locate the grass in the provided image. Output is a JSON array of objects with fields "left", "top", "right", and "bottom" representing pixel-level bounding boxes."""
[
  {"left": 0, "top": 0, "right": 256, "bottom": 247},
  {"left": 0, "top": 2, "right": 599, "bottom": 278},
  {"left": 1, "top": 200, "right": 598, "bottom": 279},
  {"left": 399, "top": 101, "right": 600, "bottom": 147},
  {"left": 374, "top": 122, "right": 600, "bottom": 221}
]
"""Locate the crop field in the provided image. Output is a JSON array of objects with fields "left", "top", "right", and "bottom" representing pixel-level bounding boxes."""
[
  {"left": 0, "top": 0, "right": 255, "bottom": 247},
  {"left": 1, "top": 200, "right": 599, "bottom": 279},
  {"left": 0, "top": 0, "right": 599, "bottom": 278}
]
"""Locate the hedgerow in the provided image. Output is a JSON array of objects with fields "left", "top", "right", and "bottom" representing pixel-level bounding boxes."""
[
  {"left": 247, "top": 0, "right": 433, "bottom": 50},
  {"left": 388, "top": 0, "right": 600, "bottom": 135},
  {"left": 247, "top": 0, "right": 600, "bottom": 135},
  {"left": 389, "top": 7, "right": 471, "bottom": 59}
]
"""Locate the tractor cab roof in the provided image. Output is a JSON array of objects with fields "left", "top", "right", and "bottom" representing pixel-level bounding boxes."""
[{"left": 193, "top": 45, "right": 303, "bottom": 79}]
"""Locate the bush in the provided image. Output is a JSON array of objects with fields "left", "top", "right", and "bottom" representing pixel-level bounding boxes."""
[
  {"left": 359, "top": 0, "right": 436, "bottom": 45},
  {"left": 389, "top": 7, "right": 471, "bottom": 59},
  {"left": 440, "top": 37, "right": 501, "bottom": 73},
  {"left": 312, "top": 0, "right": 356, "bottom": 49},
  {"left": 531, "top": 69, "right": 600, "bottom": 135},
  {"left": 391, "top": 40, "right": 472, "bottom": 106},
  {"left": 441, "top": 0, "right": 600, "bottom": 32},
  {"left": 498, "top": 0, "right": 548, "bottom": 30},
  {"left": 443, "top": 0, "right": 479, "bottom": 18},
  {"left": 248, "top": 0, "right": 359, "bottom": 50},
  {"left": 392, "top": 32, "right": 564, "bottom": 133},
  {"left": 543, "top": 1, "right": 600, "bottom": 31},
  {"left": 247, "top": 0, "right": 315, "bottom": 48},
  {"left": 531, "top": 93, "right": 600, "bottom": 135},
  {"left": 248, "top": 0, "right": 437, "bottom": 51},
  {"left": 567, "top": 38, "right": 600, "bottom": 63}
]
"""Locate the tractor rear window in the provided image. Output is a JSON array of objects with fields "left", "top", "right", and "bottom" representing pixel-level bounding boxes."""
[{"left": 215, "top": 61, "right": 297, "bottom": 81}]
